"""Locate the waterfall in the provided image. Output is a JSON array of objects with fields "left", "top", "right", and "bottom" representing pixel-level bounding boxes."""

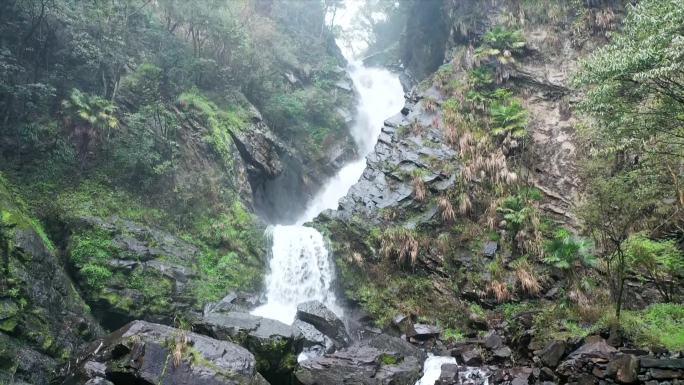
[{"left": 251, "top": 61, "right": 404, "bottom": 325}]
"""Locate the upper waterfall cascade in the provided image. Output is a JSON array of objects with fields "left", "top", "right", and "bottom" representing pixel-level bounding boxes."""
[{"left": 251, "top": 60, "right": 404, "bottom": 324}]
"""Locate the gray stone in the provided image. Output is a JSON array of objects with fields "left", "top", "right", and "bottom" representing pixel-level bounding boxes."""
[
  {"left": 640, "top": 358, "right": 684, "bottom": 370},
  {"left": 452, "top": 345, "right": 483, "bottom": 366},
  {"left": 540, "top": 340, "right": 566, "bottom": 368},
  {"left": 483, "top": 241, "right": 498, "bottom": 257},
  {"left": 295, "top": 334, "right": 425, "bottom": 385},
  {"left": 484, "top": 331, "right": 504, "bottom": 350},
  {"left": 296, "top": 300, "right": 350, "bottom": 347},
  {"left": 64, "top": 320, "right": 263, "bottom": 385},
  {"left": 409, "top": 323, "right": 441, "bottom": 340},
  {"left": 606, "top": 354, "right": 638, "bottom": 383}
]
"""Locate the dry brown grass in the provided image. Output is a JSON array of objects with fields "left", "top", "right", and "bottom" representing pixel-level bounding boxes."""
[
  {"left": 438, "top": 196, "right": 456, "bottom": 223},
  {"left": 412, "top": 175, "right": 427, "bottom": 202},
  {"left": 458, "top": 193, "right": 472, "bottom": 215},
  {"left": 488, "top": 280, "right": 511, "bottom": 302},
  {"left": 423, "top": 97, "right": 438, "bottom": 113},
  {"left": 172, "top": 332, "right": 188, "bottom": 368},
  {"left": 381, "top": 228, "right": 419, "bottom": 266},
  {"left": 514, "top": 264, "right": 541, "bottom": 295}
]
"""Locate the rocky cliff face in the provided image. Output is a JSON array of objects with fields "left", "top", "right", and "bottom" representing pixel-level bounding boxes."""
[
  {"left": 316, "top": 0, "right": 629, "bottom": 333},
  {"left": 0, "top": 176, "right": 102, "bottom": 384}
]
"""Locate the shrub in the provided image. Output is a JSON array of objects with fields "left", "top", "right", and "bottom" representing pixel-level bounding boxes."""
[
  {"left": 475, "top": 26, "right": 526, "bottom": 64},
  {"left": 79, "top": 263, "right": 112, "bottom": 289},
  {"left": 543, "top": 228, "right": 595, "bottom": 270},
  {"left": 623, "top": 234, "right": 684, "bottom": 302},
  {"left": 490, "top": 99, "right": 527, "bottom": 138}
]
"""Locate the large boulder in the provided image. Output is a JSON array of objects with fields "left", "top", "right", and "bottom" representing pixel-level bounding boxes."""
[
  {"left": 62, "top": 320, "right": 268, "bottom": 385},
  {"left": 295, "top": 301, "right": 350, "bottom": 348},
  {"left": 295, "top": 334, "right": 426, "bottom": 385},
  {"left": 292, "top": 319, "right": 335, "bottom": 358},
  {"left": 195, "top": 311, "right": 302, "bottom": 382}
]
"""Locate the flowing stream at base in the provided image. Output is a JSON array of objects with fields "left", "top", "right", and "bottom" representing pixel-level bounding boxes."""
[{"left": 251, "top": 62, "right": 405, "bottom": 325}]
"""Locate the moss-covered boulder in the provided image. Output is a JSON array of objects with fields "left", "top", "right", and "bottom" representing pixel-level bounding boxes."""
[{"left": 63, "top": 215, "right": 202, "bottom": 329}]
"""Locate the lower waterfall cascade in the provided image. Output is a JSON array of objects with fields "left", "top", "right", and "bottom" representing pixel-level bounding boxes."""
[{"left": 251, "top": 61, "right": 405, "bottom": 325}]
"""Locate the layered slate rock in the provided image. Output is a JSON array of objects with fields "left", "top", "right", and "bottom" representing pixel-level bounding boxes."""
[
  {"left": 63, "top": 320, "right": 268, "bottom": 385},
  {"left": 295, "top": 300, "right": 350, "bottom": 348},
  {"left": 294, "top": 334, "right": 426, "bottom": 385},
  {"left": 195, "top": 311, "right": 303, "bottom": 382},
  {"left": 66, "top": 215, "right": 203, "bottom": 329}
]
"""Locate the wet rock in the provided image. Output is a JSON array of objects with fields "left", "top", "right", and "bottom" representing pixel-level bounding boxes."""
[
  {"left": 493, "top": 346, "right": 512, "bottom": 360},
  {"left": 202, "top": 291, "right": 260, "bottom": 315},
  {"left": 195, "top": 311, "right": 302, "bottom": 381},
  {"left": 436, "top": 363, "right": 460, "bottom": 384},
  {"left": 393, "top": 314, "right": 417, "bottom": 337},
  {"left": 606, "top": 354, "right": 638, "bottom": 383},
  {"left": 640, "top": 358, "right": 684, "bottom": 369},
  {"left": 0, "top": 181, "right": 102, "bottom": 385},
  {"left": 484, "top": 331, "right": 504, "bottom": 350},
  {"left": 539, "top": 340, "right": 566, "bottom": 368},
  {"left": 452, "top": 345, "right": 483, "bottom": 366},
  {"left": 509, "top": 367, "right": 534, "bottom": 385},
  {"left": 409, "top": 323, "right": 441, "bottom": 341},
  {"left": 293, "top": 319, "right": 335, "bottom": 356},
  {"left": 650, "top": 368, "right": 683, "bottom": 380},
  {"left": 63, "top": 320, "right": 266, "bottom": 385},
  {"left": 567, "top": 336, "right": 617, "bottom": 360},
  {"left": 294, "top": 334, "right": 425, "bottom": 385},
  {"left": 296, "top": 300, "right": 350, "bottom": 347},
  {"left": 482, "top": 241, "right": 498, "bottom": 257}
]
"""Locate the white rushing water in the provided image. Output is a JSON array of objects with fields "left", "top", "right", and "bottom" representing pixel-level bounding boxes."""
[
  {"left": 251, "top": 61, "right": 404, "bottom": 325},
  {"left": 415, "top": 354, "right": 491, "bottom": 385},
  {"left": 416, "top": 355, "right": 457, "bottom": 385}
]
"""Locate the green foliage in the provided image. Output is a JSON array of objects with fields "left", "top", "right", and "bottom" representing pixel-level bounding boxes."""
[
  {"left": 620, "top": 303, "right": 684, "bottom": 351},
  {"left": 490, "top": 99, "right": 527, "bottom": 138},
  {"left": 575, "top": 0, "right": 684, "bottom": 149},
  {"left": 178, "top": 90, "right": 244, "bottom": 169},
  {"left": 623, "top": 234, "right": 684, "bottom": 302},
  {"left": 442, "top": 328, "right": 465, "bottom": 342},
  {"left": 56, "top": 180, "right": 167, "bottom": 225},
  {"left": 498, "top": 194, "right": 530, "bottom": 234},
  {"left": 79, "top": 264, "right": 112, "bottom": 289},
  {"left": 62, "top": 88, "right": 119, "bottom": 136},
  {"left": 543, "top": 228, "right": 595, "bottom": 270},
  {"left": 68, "top": 230, "right": 114, "bottom": 266},
  {"left": 475, "top": 26, "right": 526, "bottom": 64},
  {"left": 379, "top": 354, "right": 399, "bottom": 365}
]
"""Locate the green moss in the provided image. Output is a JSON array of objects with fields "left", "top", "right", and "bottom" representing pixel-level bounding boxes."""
[
  {"left": 380, "top": 353, "right": 399, "bottom": 365},
  {"left": 442, "top": 328, "right": 465, "bottom": 342},
  {"left": 177, "top": 90, "right": 246, "bottom": 170},
  {"left": 620, "top": 303, "right": 684, "bottom": 351},
  {"left": 56, "top": 180, "right": 166, "bottom": 225}
]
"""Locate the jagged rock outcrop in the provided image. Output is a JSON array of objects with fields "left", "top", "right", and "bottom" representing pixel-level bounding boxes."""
[
  {"left": 62, "top": 320, "right": 269, "bottom": 385},
  {"left": 296, "top": 300, "right": 351, "bottom": 349}
]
